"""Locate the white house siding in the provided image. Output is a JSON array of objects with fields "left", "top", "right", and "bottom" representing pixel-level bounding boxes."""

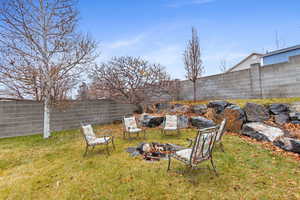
[{"left": 229, "top": 54, "right": 261, "bottom": 72}]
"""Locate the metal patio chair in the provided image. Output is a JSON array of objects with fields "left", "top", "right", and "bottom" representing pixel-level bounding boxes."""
[
  {"left": 123, "top": 116, "right": 145, "bottom": 139},
  {"left": 80, "top": 123, "right": 115, "bottom": 156},
  {"left": 167, "top": 126, "right": 219, "bottom": 175},
  {"left": 161, "top": 115, "right": 180, "bottom": 135}
]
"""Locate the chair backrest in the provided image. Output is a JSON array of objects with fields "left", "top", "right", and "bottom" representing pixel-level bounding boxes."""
[
  {"left": 164, "top": 115, "right": 178, "bottom": 129},
  {"left": 81, "top": 124, "right": 96, "bottom": 145},
  {"left": 123, "top": 116, "right": 138, "bottom": 131},
  {"left": 216, "top": 119, "right": 227, "bottom": 142},
  {"left": 190, "top": 126, "right": 219, "bottom": 164}
]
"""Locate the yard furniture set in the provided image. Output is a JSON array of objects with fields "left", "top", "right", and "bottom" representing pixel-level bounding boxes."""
[{"left": 80, "top": 115, "right": 227, "bottom": 175}]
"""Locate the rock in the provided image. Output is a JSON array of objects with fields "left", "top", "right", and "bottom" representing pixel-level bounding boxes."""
[
  {"left": 289, "top": 112, "right": 300, "bottom": 121},
  {"left": 191, "top": 104, "right": 207, "bottom": 115},
  {"left": 274, "top": 137, "right": 300, "bottom": 154},
  {"left": 190, "top": 116, "right": 215, "bottom": 129},
  {"left": 145, "top": 104, "right": 155, "bottom": 113},
  {"left": 155, "top": 103, "right": 173, "bottom": 113},
  {"left": 269, "top": 104, "right": 289, "bottom": 115},
  {"left": 291, "top": 121, "right": 300, "bottom": 125},
  {"left": 207, "top": 100, "right": 230, "bottom": 114},
  {"left": 223, "top": 105, "right": 246, "bottom": 132},
  {"left": 242, "top": 122, "right": 284, "bottom": 142},
  {"left": 274, "top": 113, "right": 290, "bottom": 125},
  {"left": 243, "top": 103, "right": 270, "bottom": 122},
  {"left": 290, "top": 102, "right": 300, "bottom": 112},
  {"left": 140, "top": 114, "right": 164, "bottom": 128},
  {"left": 133, "top": 105, "right": 143, "bottom": 114},
  {"left": 178, "top": 115, "right": 189, "bottom": 128},
  {"left": 170, "top": 104, "right": 190, "bottom": 113}
]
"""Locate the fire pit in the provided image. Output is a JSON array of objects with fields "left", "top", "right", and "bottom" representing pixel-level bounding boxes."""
[{"left": 126, "top": 142, "right": 184, "bottom": 161}]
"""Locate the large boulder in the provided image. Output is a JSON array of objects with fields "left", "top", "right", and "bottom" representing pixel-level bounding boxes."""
[
  {"left": 269, "top": 104, "right": 289, "bottom": 115},
  {"left": 207, "top": 100, "right": 230, "bottom": 114},
  {"left": 170, "top": 104, "right": 190, "bottom": 113},
  {"left": 223, "top": 105, "right": 246, "bottom": 132},
  {"left": 243, "top": 103, "right": 270, "bottom": 122},
  {"left": 274, "top": 137, "right": 300, "bottom": 154},
  {"left": 289, "top": 112, "right": 300, "bottom": 121},
  {"left": 290, "top": 102, "right": 300, "bottom": 113},
  {"left": 291, "top": 121, "right": 300, "bottom": 125},
  {"left": 242, "top": 122, "right": 284, "bottom": 142},
  {"left": 190, "top": 116, "right": 215, "bottom": 129},
  {"left": 145, "top": 104, "right": 155, "bottom": 113},
  {"left": 274, "top": 113, "right": 290, "bottom": 125},
  {"left": 155, "top": 103, "right": 173, "bottom": 113},
  {"left": 140, "top": 114, "right": 164, "bottom": 128},
  {"left": 191, "top": 104, "right": 207, "bottom": 115},
  {"left": 178, "top": 115, "right": 189, "bottom": 128}
]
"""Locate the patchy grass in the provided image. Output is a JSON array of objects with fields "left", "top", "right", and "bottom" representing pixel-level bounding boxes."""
[
  {"left": 1, "top": 124, "right": 300, "bottom": 199},
  {"left": 172, "top": 97, "right": 300, "bottom": 107}
]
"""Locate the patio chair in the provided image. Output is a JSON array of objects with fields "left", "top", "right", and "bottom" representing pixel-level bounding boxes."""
[
  {"left": 80, "top": 124, "right": 115, "bottom": 156},
  {"left": 215, "top": 119, "right": 227, "bottom": 152},
  {"left": 161, "top": 115, "right": 180, "bottom": 135},
  {"left": 167, "top": 126, "right": 219, "bottom": 175},
  {"left": 123, "top": 116, "right": 145, "bottom": 139}
]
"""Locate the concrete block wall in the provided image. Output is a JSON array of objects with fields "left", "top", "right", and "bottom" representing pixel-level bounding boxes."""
[
  {"left": 0, "top": 100, "right": 136, "bottom": 138},
  {"left": 179, "top": 55, "right": 300, "bottom": 100}
]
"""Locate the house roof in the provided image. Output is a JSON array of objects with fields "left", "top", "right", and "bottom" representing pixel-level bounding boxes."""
[
  {"left": 263, "top": 45, "right": 300, "bottom": 57},
  {"left": 226, "top": 53, "right": 263, "bottom": 73}
]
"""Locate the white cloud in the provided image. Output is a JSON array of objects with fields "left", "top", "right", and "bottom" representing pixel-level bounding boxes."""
[
  {"left": 106, "top": 34, "right": 145, "bottom": 49},
  {"left": 167, "top": 0, "right": 215, "bottom": 8}
]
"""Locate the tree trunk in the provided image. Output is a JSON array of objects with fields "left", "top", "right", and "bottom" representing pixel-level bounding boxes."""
[
  {"left": 43, "top": 96, "right": 51, "bottom": 138},
  {"left": 193, "top": 81, "right": 197, "bottom": 101}
]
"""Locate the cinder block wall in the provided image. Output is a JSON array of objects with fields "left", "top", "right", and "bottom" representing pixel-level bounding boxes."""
[
  {"left": 0, "top": 100, "right": 136, "bottom": 138},
  {"left": 179, "top": 55, "right": 300, "bottom": 100}
]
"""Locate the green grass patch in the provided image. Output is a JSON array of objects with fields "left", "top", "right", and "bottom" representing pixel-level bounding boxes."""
[
  {"left": 172, "top": 97, "right": 300, "bottom": 107},
  {"left": 1, "top": 124, "right": 300, "bottom": 199}
]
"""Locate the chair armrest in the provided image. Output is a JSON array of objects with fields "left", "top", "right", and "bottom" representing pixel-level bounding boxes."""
[{"left": 186, "top": 138, "right": 194, "bottom": 147}]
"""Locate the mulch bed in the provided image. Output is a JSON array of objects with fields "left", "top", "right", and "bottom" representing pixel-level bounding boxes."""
[{"left": 227, "top": 132, "right": 300, "bottom": 162}]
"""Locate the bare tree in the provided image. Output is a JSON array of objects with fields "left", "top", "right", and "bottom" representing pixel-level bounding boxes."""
[
  {"left": 0, "top": 0, "right": 97, "bottom": 138},
  {"left": 219, "top": 58, "right": 227, "bottom": 73},
  {"left": 183, "top": 27, "right": 204, "bottom": 101},
  {"left": 90, "top": 56, "right": 174, "bottom": 111}
]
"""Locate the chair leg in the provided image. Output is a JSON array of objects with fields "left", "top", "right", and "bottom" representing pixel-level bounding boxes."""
[
  {"left": 220, "top": 142, "right": 225, "bottom": 152},
  {"left": 111, "top": 137, "right": 116, "bottom": 150},
  {"left": 143, "top": 130, "right": 146, "bottom": 139},
  {"left": 106, "top": 143, "right": 110, "bottom": 155},
  {"left": 210, "top": 157, "right": 218, "bottom": 176},
  {"left": 167, "top": 155, "right": 171, "bottom": 171},
  {"left": 83, "top": 145, "right": 89, "bottom": 157},
  {"left": 123, "top": 131, "right": 126, "bottom": 139}
]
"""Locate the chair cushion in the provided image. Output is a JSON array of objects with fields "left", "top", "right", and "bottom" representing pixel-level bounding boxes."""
[
  {"left": 164, "top": 115, "right": 177, "bottom": 129},
  {"left": 175, "top": 148, "right": 192, "bottom": 161},
  {"left": 164, "top": 127, "right": 177, "bottom": 131},
  {"left": 124, "top": 117, "right": 138, "bottom": 131},
  {"left": 89, "top": 136, "right": 111, "bottom": 146},
  {"left": 82, "top": 125, "right": 97, "bottom": 144},
  {"left": 128, "top": 128, "right": 142, "bottom": 133}
]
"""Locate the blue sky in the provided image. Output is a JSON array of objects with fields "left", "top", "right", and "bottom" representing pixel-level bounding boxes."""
[{"left": 78, "top": 0, "right": 300, "bottom": 79}]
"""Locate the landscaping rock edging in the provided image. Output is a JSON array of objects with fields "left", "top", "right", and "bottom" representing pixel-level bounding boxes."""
[
  {"left": 244, "top": 102, "right": 270, "bottom": 122},
  {"left": 242, "top": 122, "right": 284, "bottom": 142}
]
